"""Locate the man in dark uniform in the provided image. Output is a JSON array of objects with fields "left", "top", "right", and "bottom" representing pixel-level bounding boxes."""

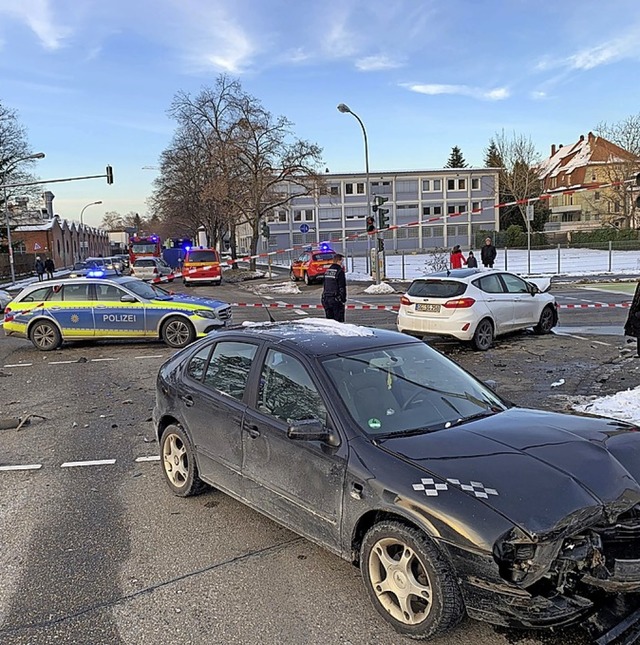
[{"left": 321, "top": 253, "right": 347, "bottom": 322}]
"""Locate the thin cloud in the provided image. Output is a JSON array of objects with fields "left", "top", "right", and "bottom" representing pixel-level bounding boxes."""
[
  {"left": 403, "top": 83, "right": 510, "bottom": 101},
  {"left": 355, "top": 55, "right": 403, "bottom": 71},
  {"left": 536, "top": 29, "right": 640, "bottom": 72},
  {"left": 0, "top": 0, "right": 71, "bottom": 50}
]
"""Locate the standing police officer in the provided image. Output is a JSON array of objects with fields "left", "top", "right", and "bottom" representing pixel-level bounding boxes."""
[{"left": 322, "top": 253, "right": 347, "bottom": 322}]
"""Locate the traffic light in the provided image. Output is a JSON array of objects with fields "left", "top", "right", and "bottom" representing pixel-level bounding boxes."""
[
  {"left": 366, "top": 216, "right": 375, "bottom": 233},
  {"left": 261, "top": 221, "right": 270, "bottom": 239},
  {"left": 106, "top": 165, "right": 114, "bottom": 185},
  {"left": 372, "top": 195, "right": 390, "bottom": 229}
]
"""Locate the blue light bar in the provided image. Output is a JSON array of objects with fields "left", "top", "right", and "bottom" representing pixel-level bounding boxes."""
[{"left": 87, "top": 269, "right": 105, "bottom": 277}]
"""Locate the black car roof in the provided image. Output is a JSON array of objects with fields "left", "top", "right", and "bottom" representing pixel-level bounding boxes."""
[{"left": 220, "top": 320, "right": 420, "bottom": 357}]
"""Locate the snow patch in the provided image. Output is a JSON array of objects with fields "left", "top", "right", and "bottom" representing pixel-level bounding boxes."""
[
  {"left": 242, "top": 317, "right": 375, "bottom": 336},
  {"left": 364, "top": 282, "right": 396, "bottom": 295},
  {"left": 572, "top": 385, "right": 640, "bottom": 425}
]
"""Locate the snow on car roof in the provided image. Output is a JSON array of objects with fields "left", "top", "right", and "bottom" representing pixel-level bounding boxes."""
[{"left": 242, "top": 317, "right": 375, "bottom": 337}]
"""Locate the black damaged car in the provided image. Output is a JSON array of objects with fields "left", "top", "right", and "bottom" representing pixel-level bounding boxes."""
[{"left": 153, "top": 320, "right": 640, "bottom": 640}]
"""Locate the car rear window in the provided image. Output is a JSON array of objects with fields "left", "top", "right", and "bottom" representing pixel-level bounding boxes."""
[
  {"left": 407, "top": 280, "right": 467, "bottom": 298},
  {"left": 187, "top": 250, "right": 219, "bottom": 263},
  {"left": 312, "top": 253, "right": 334, "bottom": 262},
  {"left": 135, "top": 259, "right": 156, "bottom": 267}
]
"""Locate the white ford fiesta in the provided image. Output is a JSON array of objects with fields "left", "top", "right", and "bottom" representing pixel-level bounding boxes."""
[{"left": 397, "top": 268, "right": 558, "bottom": 350}]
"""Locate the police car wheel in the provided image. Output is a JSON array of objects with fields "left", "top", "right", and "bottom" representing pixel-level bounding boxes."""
[
  {"left": 161, "top": 316, "right": 196, "bottom": 348},
  {"left": 30, "top": 320, "right": 62, "bottom": 351},
  {"left": 160, "top": 424, "right": 207, "bottom": 497}
]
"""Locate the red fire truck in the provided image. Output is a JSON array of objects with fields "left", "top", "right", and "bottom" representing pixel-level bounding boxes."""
[{"left": 128, "top": 235, "right": 162, "bottom": 265}]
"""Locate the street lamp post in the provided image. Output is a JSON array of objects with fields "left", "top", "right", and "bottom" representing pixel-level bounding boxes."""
[
  {"left": 80, "top": 200, "right": 102, "bottom": 260},
  {"left": 337, "top": 103, "right": 378, "bottom": 284},
  {"left": 2, "top": 152, "right": 45, "bottom": 285}
]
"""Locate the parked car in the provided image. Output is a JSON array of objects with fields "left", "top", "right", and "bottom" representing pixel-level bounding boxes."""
[
  {"left": 181, "top": 248, "right": 222, "bottom": 286},
  {"left": 0, "top": 289, "right": 13, "bottom": 309},
  {"left": 397, "top": 268, "right": 557, "bottom": 350},
  {"left": 154, "top": 320, "right": 640, "bottom": 640},
  {"left": 131, "top": 257, "right": 174, "bottom": 282},
  {"left": 289, "top": 245, "right": 337, "bottom": 285},
  {"left": 3, "top": 275, "right": 232, "bottom": 350}
]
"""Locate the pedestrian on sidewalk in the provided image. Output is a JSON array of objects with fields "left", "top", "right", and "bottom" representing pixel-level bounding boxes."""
[
  {"left": 35, "top": 256, "right": 45, "bottom": 282},
  {"left": 450, "top": 245, "right": 466, "bottom": 269},
  {"left": 44, "top": 257, "right": 55, "bottom": 280},
  {"left": 624, "top": 281, "right": 640, "bottom": 357},
  {"left": 466, "top": 250, "right": 478, "bottom": 268},
  {"left": 321, "top": 253, "right": 347, "bottom": 322},
  {"left": 481, "top": 237, "right": 497, "bottom": 269}
]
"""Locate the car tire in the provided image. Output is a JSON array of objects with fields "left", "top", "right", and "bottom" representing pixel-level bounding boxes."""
[
  {"left": 361, "top": 520, "right": 465, "bottom": 640},
  {"left": 472, "top": 318, "right": 494, "bottom": 351},
  {"left": 29, "top": 320, "right": 62, "bottom": 351},
  {"left": 289, "top": 270, "right": 298, "bottom": 282},
  {"left": 304, "top": 272, "right": 312, "bottom": 286},
  {"left": 534, "top": 305, "right": 556, "bottom": 335},
  {"left": 160, "top": 424, "right": 207, "bottom": 497},
  {"left": 183, "top": 278, "right": 191, "bottom": 287},
  {"left": 161, "top": 316, "right": 196, "bottom": 349}
]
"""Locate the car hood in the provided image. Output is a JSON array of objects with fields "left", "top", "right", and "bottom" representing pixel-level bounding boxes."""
[
  {"left": 160, "top": 294, "right": 228, "bottom": 309},
  {"left": 378, "top": 408, "right": 640, "bottom": 537},
  {"left": 527, "top": 277, "right": 552, "bottom": 292}
]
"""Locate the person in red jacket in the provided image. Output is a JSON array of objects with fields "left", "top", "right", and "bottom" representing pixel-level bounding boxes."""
[{"left": 450, "top": 245, "right": 466, "bottom": 269}]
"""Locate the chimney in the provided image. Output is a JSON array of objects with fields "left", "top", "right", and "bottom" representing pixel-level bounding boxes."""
[
  {"left": 551, "top": 144, "right": 556, "bottom": 156},
  {"left": 588, "top": 131, "right": 595, "bottom": 142},
  {"left": 579, "top": 134, "right": 585, "bottom": 142}
]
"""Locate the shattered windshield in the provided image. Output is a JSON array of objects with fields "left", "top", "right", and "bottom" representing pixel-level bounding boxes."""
[{"left": 322, "top": 343, "right": 507, "bottom": 436}]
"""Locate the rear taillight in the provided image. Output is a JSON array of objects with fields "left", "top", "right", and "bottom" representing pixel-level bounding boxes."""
[
  {"left": 153, "top": 267, "right": 158, "bottom": 274},
  {"left": 400, "top": 296, "right": 412, "bottom": 306},
  {"left": 443, "top": 297, "right": 475, "bottom": 309}
]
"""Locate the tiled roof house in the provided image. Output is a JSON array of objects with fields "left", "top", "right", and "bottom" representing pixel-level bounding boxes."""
[{"left": 538, "top": 132, "right": 639, "bottom": 232}]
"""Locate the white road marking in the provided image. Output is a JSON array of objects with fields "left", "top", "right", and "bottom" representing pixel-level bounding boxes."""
[
  {"left": 554, "top": 331, "right": 589, "bottom": 341},
  {"left": 48, "top": 360, "right": 79, "bottom": 365},
  {"left": 61, "top": 459, "right": 117, "bottom": 468},
  {"left": 591, "top": 340, "right": 612, "bottom": 346},
  {"left": 135, "top": 455, "right": 160, "bottom": 462},
  {"left": 3, "top": 363, "right": 33, "bottom": 368},
  {"left": 90, "top": 358, "right": 119, "bottom": 362},
  {"left": 134, "top": 355, "right": 164, "bottom": 359},
  {"left": 0, "top": 464, "right": 42, "bottom": 471}
]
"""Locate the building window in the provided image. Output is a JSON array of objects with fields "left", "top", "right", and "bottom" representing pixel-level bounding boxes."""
[
  {"left": 433, "top": 205, "right": 442, "bottom": 215},
  {"left": 433, "top": 179, "right": 441, "bottom": 191},
  {"left": 371, "top": 181, "right": 391, "bottom": 186},
  {"left": 458, "top": 204, "right": 467, "bottom": 214},
  {"left": 594, "top": 191, "right": 600, "bottom": 201},
  {"left": 319, "top": 208, "right": 341, "bottom": 221},
  {"left": 472, "top": 201, "right": 481, "bottom": 212},
  {"left": 471, "top": 178, "right": 480, "bottom": 190},
  {"left": 423, "top": 206, "right": 430, "bottom": 216},
  {"left": 447, "top": 179, "right": 455, "bottom": 190},
  {"left": 345, "top": 182, "right": 365, "bottom": 195},
  {"left": 293, "top": 209, "right": 314, "bottom": 222},
  {"left": 330, "top": 185, "right": 340, "bottom": 196},
  {"left": 422, "top": 179, "right": 430, "bottom": 192},
  {"left": 447, "top": 205, "right": 456, "bottom": 214},
  {"left": 345, "top": 206, "right": 368, "bottom": 219},
  {"left": 458, "top": 179, "right": 466, "bottom": 190},
  {"left": 396, "top": 180, "right": 418, "bottom": 193}
]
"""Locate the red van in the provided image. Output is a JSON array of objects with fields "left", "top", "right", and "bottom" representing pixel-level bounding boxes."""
[{"left": 181, "top": 248, "right": 222, "bottom": 286}]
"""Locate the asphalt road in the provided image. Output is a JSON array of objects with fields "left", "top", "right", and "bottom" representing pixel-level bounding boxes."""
[{"left": 0, "top": 276, "right": 637, "bottom": 645}]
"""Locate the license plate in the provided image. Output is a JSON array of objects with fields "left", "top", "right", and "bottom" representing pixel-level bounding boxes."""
[{"left": 416, "top": 303, "right": 440, "bottom": 313}]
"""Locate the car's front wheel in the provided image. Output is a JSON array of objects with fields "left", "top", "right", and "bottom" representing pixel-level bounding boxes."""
[
  {"left": 472, "top": 318, "right": 494, "bottom": 351},
  {"left": 304, "top": 271, "right": 312, "bottom": 285},
  {"left": 534, "top": 305, "right": 556, "bottom": 334},
  {"left": 160, "top": 424, "right": 207, "bottom": 497},
  {"left": 161, "top": 316, "right": 196, "bottom": 348},
  {"left": 361, "top": 521, "right": 465, "bottom": 640},
  {"left": 289, "top": 270, "right": 298, "bottom": 282},
  {"left": 29, "top": 320, "right": 62, "bottom": 351}
]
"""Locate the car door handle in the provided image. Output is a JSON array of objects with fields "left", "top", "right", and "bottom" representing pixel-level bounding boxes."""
[
  {"left": 180, "top": 394, "right": 194, "bottom": 407},
  {"left": 244, "top": 424, "right": 260, "bottom": 438}
]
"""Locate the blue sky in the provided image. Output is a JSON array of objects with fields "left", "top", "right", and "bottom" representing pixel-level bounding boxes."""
[{"left": 2, "top": 0, "right": 640, "bottom": 228}]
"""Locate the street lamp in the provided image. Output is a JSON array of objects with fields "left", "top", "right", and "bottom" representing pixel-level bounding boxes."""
[
  {"left": 337, "top": 103, "right": 378, "bottom": 283},
  {"left": 80, "top": 201, "right": 102, "bottom": 260},
  {"left": 2, "top": 152, "right": 46, "bottom": 285}
]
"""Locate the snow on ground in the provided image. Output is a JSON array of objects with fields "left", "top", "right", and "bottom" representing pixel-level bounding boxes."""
[
  {"left": 364, "top": 282, "right": 396, "bottom": 294},
  {"left": 252, "top": 281, "right": 301, "bottom": 295},
  {"left": 572, "top": 385, "right": 640, "bottom": 425}
]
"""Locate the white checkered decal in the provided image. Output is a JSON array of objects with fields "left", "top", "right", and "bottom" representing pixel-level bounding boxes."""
[
  {"left": 447, "top": 478, "right": 499, "bottom": 498},
  {"left": 412, "top": 477, "right": 500, "bottom": 499},
  {"left": 412, "top": 478, "right": 448, "bottom": 496}
]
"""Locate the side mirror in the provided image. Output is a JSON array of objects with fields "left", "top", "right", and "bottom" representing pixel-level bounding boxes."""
[
  {"left": 529, "top": 283, "right": 539, "bottom": 296},
  {"left": 287, "top": 419, "right": 338, "bottom": 446},
  {"left": 120, "top": 294, "right": 137, "bottom": 303}
]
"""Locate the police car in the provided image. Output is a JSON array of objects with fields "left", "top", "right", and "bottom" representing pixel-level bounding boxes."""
[{"left": 3, "top": 274, "right": 233, "bottom": 351}]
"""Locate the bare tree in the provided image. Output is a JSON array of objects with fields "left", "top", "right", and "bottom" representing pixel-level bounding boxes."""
[
  {"left": 0, "top": 101, "right": 42, "bottom": 211},
  {"left": 154, "top": 75, "right": 324, "bottom": 269},
  {"left": 101, "top": 211, "right": 125, "bottom": 230},
  {"left": 493, "top": 130, "right": 546, "bottom": 231},
  {"left": 593, "top": 115, "right": 640, "bottom": 229}
]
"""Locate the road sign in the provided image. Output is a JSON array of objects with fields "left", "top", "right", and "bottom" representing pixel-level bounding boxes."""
[
  {"left": 526, "top": 204, "right": 535, "bottom": 221},
  {"left": 299, "top": 224, "right": 309, "bottom": 233}
]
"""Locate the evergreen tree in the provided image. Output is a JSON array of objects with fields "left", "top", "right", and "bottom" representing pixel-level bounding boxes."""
[
  {"left": 445, "top": 146, "right": 468, "bottom": 168},
  {"left": 484, "top": 139, "right": 502, "bottom": 168}
]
